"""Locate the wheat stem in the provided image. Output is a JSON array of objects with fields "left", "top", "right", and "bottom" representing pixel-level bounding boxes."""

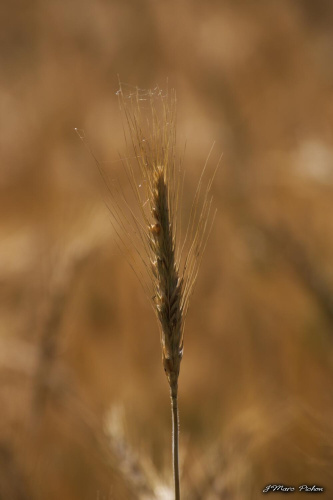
[{"left": 171, "top": 388, "right": 180, "bottom": 500}]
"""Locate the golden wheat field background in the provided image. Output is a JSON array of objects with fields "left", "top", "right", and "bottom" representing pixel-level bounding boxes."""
[{"left": 1, "top": 1, "right": 333, "bottom": 499}]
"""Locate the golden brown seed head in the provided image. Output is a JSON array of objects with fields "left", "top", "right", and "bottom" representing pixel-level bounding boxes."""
[{"left": 114, "top": 86, "right": 215, "bottom": 395}]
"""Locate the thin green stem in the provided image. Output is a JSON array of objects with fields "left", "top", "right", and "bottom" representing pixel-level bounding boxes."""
[{"left": 171, "top": 389, "right": 180, "bottom": 500}]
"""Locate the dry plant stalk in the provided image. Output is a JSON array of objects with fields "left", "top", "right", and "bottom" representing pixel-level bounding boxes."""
[{"left": 84, "top": 84, "right": 216, "bottom": 500}]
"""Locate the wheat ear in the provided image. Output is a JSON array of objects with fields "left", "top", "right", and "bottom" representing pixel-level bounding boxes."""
[{"left": 88, "top": 84, "right": 216, "bottom": 500}]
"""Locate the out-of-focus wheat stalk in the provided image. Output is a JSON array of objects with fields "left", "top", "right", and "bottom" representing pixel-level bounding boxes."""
[{"left": 79, "top": 84, "right": 216, "bottom": 499}]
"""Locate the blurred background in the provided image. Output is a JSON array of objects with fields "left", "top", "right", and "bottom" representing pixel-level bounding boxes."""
[{"left": 1, "top": 1, "right": 333, "bottom": 498}]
